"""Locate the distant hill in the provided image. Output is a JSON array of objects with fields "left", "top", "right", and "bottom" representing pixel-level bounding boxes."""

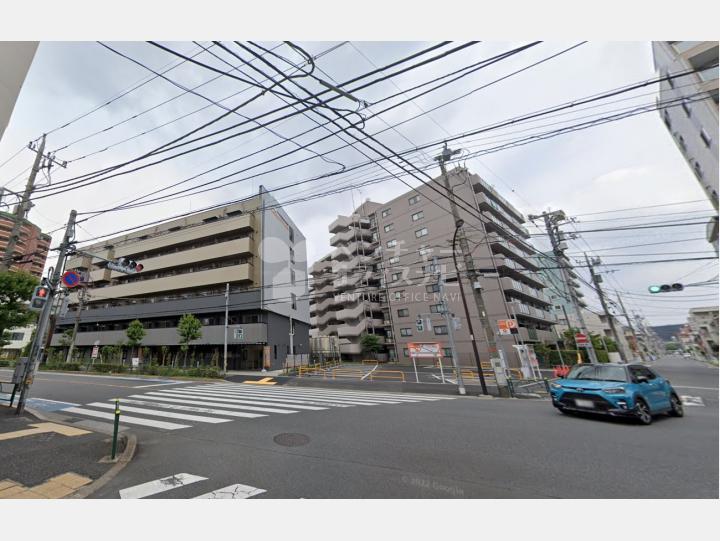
[{"left": 651, "top": 324, "right": 683, "bottom": 342}]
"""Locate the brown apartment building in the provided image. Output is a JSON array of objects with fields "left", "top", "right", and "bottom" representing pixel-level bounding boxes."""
[
  {"left": 50, "top": 188, "right": 310, "bottom": 370},
  {"left": 310, "top": 167, "right": 557, "bottom": 368},
  {"left": 0, "top": 209, "right": 51, "bottom": 277}
]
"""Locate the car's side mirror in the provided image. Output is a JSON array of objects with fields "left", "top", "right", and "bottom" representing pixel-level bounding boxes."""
[{"left": 636, "top": 376, "right": 649, "bottom": 384}]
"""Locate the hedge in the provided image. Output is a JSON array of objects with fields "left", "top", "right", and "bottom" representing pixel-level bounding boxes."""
[{"left": 37, "top": 362, "right": 222, "bottom": 378}]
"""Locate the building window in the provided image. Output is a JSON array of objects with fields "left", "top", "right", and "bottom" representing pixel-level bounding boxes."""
[
  {"left": 681, "top": 99, "right": 692, "bottom": 118},
  {"left": 274, "top": 345, "right": 277, "bottom": 360},
  {"left": 664, "top": 70, "right": 674, "bottom": 88},
  {"left": 384, "top": 223, "right": 394, "bottom": 233},
  {"left": 372, "top": 232, "right": 378, "bottom": 242},
  {"left": 403, "top": 348, "right": 409, "bottom": 357},
  {"left": 388, "top": 256, "right": 400, "bottom": 265},
  {"left": 408, "top": 195, "right": 420, "bottom": 205},
  {"left": 386, "top": 239, "right": 397, "bottom": 248},
  {"left": 10, "top": 332, "right": 24, "bottom": 341},
  {"left": 419, "top": 245, "right": 433, "bottom": 256},
  {"left": 411, "top": 211, "right": 424, "bottom": 222},
  {"left": 676, "top": 133, "right": 687, "bottom": 153},
  {"left": 290, "top": 269, "right": 296, "bottom": 285},
  {"left": 289, "top": 227, "right": 294, "bottom": 243},
  {"left": 422, "top": 263, "right": 438, "bottom": 274},
  {"left": 433, "top": 325, "right": 448, "bottom": 335},
  {"left": 400, "top": 328, "right": 413, "bottom": 337},
  {"left": 663, "top": 110, "right": 671, "bottom": 128},
  {"left": 391, "top": 272, "right": 402, "bottom": 281},
  {"left": 291, "top": 293, "right": 297, "bottom": 310},
  {"left": 393, "top": 290, "right": 404, "bottom": 300},
  {"left": 693, "top": 160, "right": 704, "bottom": 179},
  {"left": 700, "top": 129, "right": 712, "bottom": 148},
  {"left": 443, "top": 347, "right": 453, "bottom": 358},
  {"left": 426, "top": 283, "right": 440, "bottom": 293},
  {"left": 381, "top": 208, "right": 391, "bottom": 218},
  {"left": 429, "top": 304, "right": 443, "bottom": 313},
  {"left": 289, "top": 247, "right": 295, "bottom": 264},
  {"left": 415, "top": 227, "right": 428, "bottom": 238},
  {"left": 397, "top": 308, "right": 409, "bottom": 317}
]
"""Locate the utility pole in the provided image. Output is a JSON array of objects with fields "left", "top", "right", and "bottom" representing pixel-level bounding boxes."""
[
  {"left": 223, "top": 282, "right": 229, "bottom": 374},
  {"left": 616, "top": 294, "right": 644, "bottom": 362},
  {"left": 65, "top": 287, "right": 87, "bottom": 363},
  {"left": 289, "top": 316, "right": 295, "bottom": 358},
  {"left": 585, "top": 253, "right": 626, "bottom": 362},
  {"left": 435, "top": 143, "right": 502, "bottom": 369},
  {"left": 1, "top": 135, "right": 66, "bottom": 272},
  {"left": 434, "top": 256, "right": 465, "bottom": 395},
  {"left": 530, "top": 210, "right": 599, "bottom": 364},
  {"left": 16, "top": 209, "right": 77, "bottom": 414}
]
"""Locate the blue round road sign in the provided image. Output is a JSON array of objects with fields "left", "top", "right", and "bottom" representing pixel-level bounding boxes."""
[{"left": 61, "top": 270, "right": 81, "bottom": 288}]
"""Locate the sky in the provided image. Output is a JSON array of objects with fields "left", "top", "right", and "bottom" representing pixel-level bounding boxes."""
[{"left": 0, "top": 40, "right": 717, "bottom": 327}]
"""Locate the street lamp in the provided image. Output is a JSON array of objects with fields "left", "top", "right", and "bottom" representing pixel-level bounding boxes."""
[{"left": 451, "top": 219, "right": 489, "bottom": 395}]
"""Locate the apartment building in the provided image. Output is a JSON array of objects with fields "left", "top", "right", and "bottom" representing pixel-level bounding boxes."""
[
  {"left": 686, "top": 306, "right": 719, "bottom": 359},
  {"left": 0, "top": 209, "right": 51, "bottom": 278},
  {"left": 50, "top": 188, "right": 310, "bottom": 370},
  {"left": 652, "top": 41, "right": 719, "bottom": 251},
  {"left": 535, "top": 250, "right": 588, "bottom": 321},
  {"left": 0, "top": 42, "right": 38, "bottom": 139},
  {"left": 310, "top": 167, "right": 557, "bottom": 368}
]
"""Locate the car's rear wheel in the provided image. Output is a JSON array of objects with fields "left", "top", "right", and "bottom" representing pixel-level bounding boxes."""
[
  {"left": 669, "top": 394, "right": 684, "bottom": 417},
  {"left": 635, "top": 398, "right": 653, "bottom": 425}
]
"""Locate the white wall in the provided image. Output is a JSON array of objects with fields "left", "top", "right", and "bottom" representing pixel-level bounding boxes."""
[{"left": 0, "top": 42, "right": 38, "bottom": 140}]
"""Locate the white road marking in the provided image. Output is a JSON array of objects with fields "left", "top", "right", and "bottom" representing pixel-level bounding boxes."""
[
  {"left": 22, "top": 397, "right": 80, "bottom": 406},
  {"left": 171, "top": 387, "right": 392, "bottom": 405},
  {"left": 360, "top": 363, "right": 379, "bottom": 380},
  {"left": 201, "top": 384, "right": 440, "bottom": 402},
  {"left": 87, "top": 402, "right": 232, "bottom": 423},
  {"left": 148, "top": 391, "right": 324, "bottom": 411},
  {"left": 120, "top": 398, "right": 267, "bottom": 418},
  {"left": 673, "top": 385, "right": 719, "bottom": 391},
  {"left": 134, "top": 394, "right": 299, "bottom": 414},
  {"left": 164, "top": 388, "right": 359, "bottom": 407},
  {"left": 119, "top": 473, "right": 207, "bottom": 499},
  {"left": 681, "top": 396, "right": 706, "bottom": 407},
  {"left": 63, "top": 407, "right": 190, "bottom": 430},
  {"left": 133, "top": 382, "right": 188, "bottom": 388},
  {"left": 193, "top": 483, "right": 266, "bottom": 499}
]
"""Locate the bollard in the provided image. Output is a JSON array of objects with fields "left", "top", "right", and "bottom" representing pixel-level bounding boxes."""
[{"left": 111, "top": 398, "right": 120, "bottom": 460}]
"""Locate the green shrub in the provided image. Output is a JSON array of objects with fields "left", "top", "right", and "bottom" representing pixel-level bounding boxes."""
[
  {"left": 0, "top": 359, "right": 16, "bottom": 367},
  {"left": 40, "top": 363, "right": 82, "bottom": 372}
]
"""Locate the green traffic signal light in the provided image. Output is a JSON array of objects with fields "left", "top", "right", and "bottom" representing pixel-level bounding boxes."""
[{"left": 648, "top": 285, "right": 662, "bottom": 293}]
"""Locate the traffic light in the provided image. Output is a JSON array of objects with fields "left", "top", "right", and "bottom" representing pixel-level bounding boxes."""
[
  {"left": 29, "top": 285, "right": 50, "bottom": 312},
  {"left": 416, "top": 317, "right": 424, "bottom": 332},
  {"left": 648, "top": 283, "right": 684, "bottom": 294}
]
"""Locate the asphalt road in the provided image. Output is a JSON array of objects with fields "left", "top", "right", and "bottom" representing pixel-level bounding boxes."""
[{"left": 3, "top": 354, "right": 717, "bottom": 498}]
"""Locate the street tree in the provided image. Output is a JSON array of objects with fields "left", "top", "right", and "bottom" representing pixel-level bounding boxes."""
[
  {"left": 126, "top": 319, "right": 146, "bottom": 361},
  {"left": 0, "top": 271, "right": 38, "bottom": 346},
  {"left": 177, "top": 313, "right": 202, "bottom": 367},
  {"left": 360, "top": 333, "right": 382, "bottom": 360}
]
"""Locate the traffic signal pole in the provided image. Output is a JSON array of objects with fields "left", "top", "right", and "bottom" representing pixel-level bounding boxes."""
[
  {"left": 16, "top": 209, "right": 77, "bottom": 415},
  {"left": 65, "top": 286, "right": 87, "bottom": 363}
]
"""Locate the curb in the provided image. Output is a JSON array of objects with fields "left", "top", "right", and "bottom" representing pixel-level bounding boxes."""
[{"left": 26, "top": 406, "right": 138, "bottom": 499}]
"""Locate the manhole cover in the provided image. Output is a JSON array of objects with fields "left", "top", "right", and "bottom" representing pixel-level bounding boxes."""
[{"left": 273, "top": 433, "right": 310, "bottom": 447}]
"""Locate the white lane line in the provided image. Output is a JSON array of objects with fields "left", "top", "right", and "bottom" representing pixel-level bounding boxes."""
[
  {"left": 63, "top": 407, "right": 190, "bottom": 430},
  {"left": 681, "top": 396, "right": 706, "bottom": 407},
  {"left": 120, "top": 473, "right": 207, "bottom": 499},
  {"left": 673, "top": 385, "right": 719, "bottom": 391},
  {"left": 194, "top": 483, "right": 266, "bottom": 499},
  {"left": 204, "top": 383, "right": 454, "bottom": 401},
  {"left": 119, "top": 398, "right": 267, "bottom": 419},
  {"left": 88, "top": 402, "right": 232, "bottom": 423},
  {"left": 167, "top": 387, "right": 389, "bottom": 406},
  {"left": 148, "top": 391, "right": 327, "bottom": 411},
  {"left": 134, "top": 382, "right": 189, "bottom": 388},
  {"left": 197, "top": 385, "right": 430, "bottom": 403},
  {"left": 135, "top": 394, "right": 299, "bottom": 414}
]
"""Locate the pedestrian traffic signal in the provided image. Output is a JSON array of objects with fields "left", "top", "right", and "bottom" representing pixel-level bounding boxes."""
[
  {"left": 648, "top": 283, "right": 684, "bottom": 294},
  {"left": 416, "top": 318, "right": 424, "bottom": 332},
  {"left": 29, "top": 285, "right": 50, "bottom": 312}
]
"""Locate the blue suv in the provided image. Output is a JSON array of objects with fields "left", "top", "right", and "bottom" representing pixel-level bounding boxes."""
[{"left": 550, "top": 363, "right": 684, "bottom": 425}]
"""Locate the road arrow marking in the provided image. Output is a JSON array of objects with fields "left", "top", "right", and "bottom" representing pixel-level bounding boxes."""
[
  {"left": 194, "top": 483, "right": 266, "bottom": 499},
  {"left": 243, "top": 377, "right": 276, "bottom": 385},
  {"left": 0, "top": 422, "right": 90, "bottom": 442},
  {"left": 681, "top": 395, "right": 705, "bottom": 407}
]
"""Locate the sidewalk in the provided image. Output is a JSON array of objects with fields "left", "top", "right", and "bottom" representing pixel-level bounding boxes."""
[{"left": 0, "top": 405, "right": 133, "bottom": 498}]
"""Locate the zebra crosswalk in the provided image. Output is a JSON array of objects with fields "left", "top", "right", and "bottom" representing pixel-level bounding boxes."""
[
  {"left": 118, "top": 472, "right": 266, "bottom": 499},
  {"left": 60, "top": 382, "right": 455, "bottom": 431}
]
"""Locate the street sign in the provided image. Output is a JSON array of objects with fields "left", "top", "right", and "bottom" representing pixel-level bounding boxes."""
[
  {"left": 91, "top": 345, "right": 99, "bottom": 359},
  {"left": 233, "top": 328, "right": 244, "bottom": 340},
  {"left": 575, "top": 333, "right": 590, "bottom": 348},
  {"left": 407, "top": 342, "right": 441, "bottom": 358},
  {"left": 498, "top": 319, "right": 518, "bottom": 335},
  {"left": 61, "top": 270, "right": 81, "bottom": 288}
]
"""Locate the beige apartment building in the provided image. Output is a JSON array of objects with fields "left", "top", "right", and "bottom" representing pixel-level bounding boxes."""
[
  {"left": 51, "top": 188, "right": 310, "bottom": 370},
  {"left": 310, "top": 167, "right": 557, "bottom": 367}
]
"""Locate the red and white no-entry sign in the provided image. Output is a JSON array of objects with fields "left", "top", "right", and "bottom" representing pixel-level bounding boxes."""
[{"left": 575, "top": 333, "right": 589, "bottom": 346}]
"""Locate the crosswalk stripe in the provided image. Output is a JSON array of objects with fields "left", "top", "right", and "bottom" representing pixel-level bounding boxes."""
[
  {"left": 135, "top": 394, "right": 300, "bottom": 414},
  {"left": 202, "top": 383, "right": 452, "bottom": 401},
  {"left": 63, "top": 407, "right": 190, "bottom": 430},
  {"left": 119, "top": 473, "right": 207, "bottom": 499},
  {"left": 147, "top": 391, "right": 326, "bottom": 411},
  {"left": 193, "top": 483, "right": 266, "bottom": 499},
  {"left": 160, "top": 388, "right": 359, "bottom": 407},
  {"left": 114, "top": 399, "right": 267, "bottom": 419},
  {"left": 164, "top": 387, "right": 389, "bottom": 406},
  {"left": 195, "top": 384, "right": 427, "bottom": 403},
  {"left": 88, "top": 402, "right": 233, "bottom": 424}
]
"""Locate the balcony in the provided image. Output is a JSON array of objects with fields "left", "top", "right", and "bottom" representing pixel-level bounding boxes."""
[
  {"left": 476, "top": 194, "right": 530, "bottom": 237},
  {"left": 329, "top": 214, "right": 371, "bottom": 234},
  {"left": 510, "top": 301, "right": 557, "bottom": 324},
  {"left": 481, "top": 211, "right": 530, "bottom": 240},
  {"left": 333, "top": 272, "right": 366, "bottom": 291},
  {"left": 331, "top": 240, "right": 375, "bottom": 260},
  {"left": 517, "top": 327, "right": 559, "bottom": 343},
  {"left": 500, "top": 277, "right": 552, "bottom": 306},
  {"left": 495, "top": 257, "right": 547, "bottom": 289},
  {"left": 488, "top": 234, "right": 539, "bottom": 270},
  {"left": 330, "top": 227, "right": 374, "bottom": 246},
  {"left": 472, "top": 180, "right": 524, "bottom": 222},
  {"left": 336, "top": 302, "right": 383, "bottom": 321},
  {"left": 332, "top": 255, "right": 374, "bottom": 274},
  {"left": 310, "top": 258, "right": 333, "bottom": 275}
]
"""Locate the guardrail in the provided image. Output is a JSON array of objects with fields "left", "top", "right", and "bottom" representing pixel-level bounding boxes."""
[{"left": 369, "top": 370, "right": 405, "bottom": 382}]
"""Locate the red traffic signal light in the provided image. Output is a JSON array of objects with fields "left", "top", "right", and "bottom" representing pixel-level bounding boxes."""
[
  {"left": 37, "top": 287, "right": 49, "bottom": 297},
  {"left": 30, "top": 285, "right": 51, "bottom": 312}
]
